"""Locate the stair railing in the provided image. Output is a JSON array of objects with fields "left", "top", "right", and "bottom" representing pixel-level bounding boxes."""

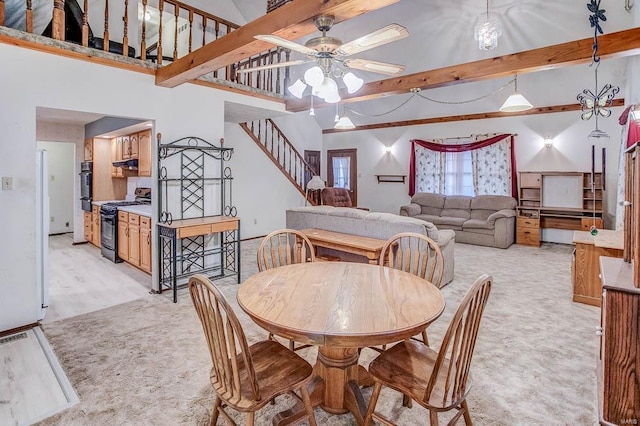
[{"left": 240, "top": 119, "right": 319, "bottom": 204}]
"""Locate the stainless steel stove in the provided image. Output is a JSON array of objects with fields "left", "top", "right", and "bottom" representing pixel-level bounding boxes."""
[{"left": 100, "top": 188, "right": 151, "bottom": 263}]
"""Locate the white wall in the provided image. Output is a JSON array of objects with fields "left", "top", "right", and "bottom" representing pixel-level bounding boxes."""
[
  {"left": 0, "top": 42, "right": 286, "bottom": 332},
  {"left": 36, "top": 141, "right": 76, "bottom": 234},
  {"left": 323, "top": 107, "right": 626, "bottom": 243}
]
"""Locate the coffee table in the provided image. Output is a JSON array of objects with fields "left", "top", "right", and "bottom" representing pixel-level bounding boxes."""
[
  {"left": 300, "top": 228, "right": 387, "bottom": 264},
  {"left": 237, "top": 262, "right": 445, "bottom": 425}
]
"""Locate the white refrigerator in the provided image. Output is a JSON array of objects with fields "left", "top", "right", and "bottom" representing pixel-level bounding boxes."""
[{"left": 36, "top": 149, "right": 49, "bottom": 320}]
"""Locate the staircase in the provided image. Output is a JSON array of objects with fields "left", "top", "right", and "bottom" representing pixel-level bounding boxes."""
[{"left": 239, "top": 119, "right": 319, "bottom": 205}]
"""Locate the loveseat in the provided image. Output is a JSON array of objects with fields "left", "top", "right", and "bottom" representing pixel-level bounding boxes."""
[
  {"left": 400, "top": 193, "right": 516, "bottom": 249},
  {"left": 286, "top": 206, "right": 455, "bottom": 286}
]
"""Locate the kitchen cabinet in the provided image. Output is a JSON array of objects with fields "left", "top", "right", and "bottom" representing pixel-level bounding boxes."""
[
  {"left": 129, "top": 133, "right": 139, "bottom": 159},
  {"left": 91, "top": 205, "right": 101, "bottom": 247},
  {"left": 111, "top": 137, "right": 125, "bottom": 178},
  {"left": 83, "top": 211, "right": 92, "bottom": 241},
  {"left": 128, "top": 213, "right": 140, "bottom": 267},
  {"left": 138, "top": 130, "right": 152, "bottom": 177},
  {"left": 84, "top": 138, "right": 93, "bottom": 161},
  {"left": 117, "top": 211, "right": 129, "bottom": 261},
  {"left": 122, "top": 136, "right": 131, "bottom": 160},
  {"left": 140, "top": 216, "right": 152, "bottom": 273}
]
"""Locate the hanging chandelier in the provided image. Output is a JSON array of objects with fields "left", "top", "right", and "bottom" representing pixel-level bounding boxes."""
[
  {"left": 474, "top": 0, "right": 502, "bottom": 50},
  {"left": 577, "top": 0, "right": 619, "bottom": 140}
]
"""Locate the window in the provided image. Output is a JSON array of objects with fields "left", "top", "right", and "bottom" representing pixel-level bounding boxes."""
[
  {"left": 332, "top": 157, "right": 351, "bottom": 189},
  {"left": 444, "top": 151, "right": 474, "bottom": 196}
]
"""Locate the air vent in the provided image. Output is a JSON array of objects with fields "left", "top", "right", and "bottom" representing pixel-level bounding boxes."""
[{"left": 0, "top": 332, "right": 27, "bottom": 345}]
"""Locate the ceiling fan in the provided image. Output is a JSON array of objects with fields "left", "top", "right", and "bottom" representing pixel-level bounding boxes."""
[{"left": 237, "top": 15, "right": 409, "bottom": 103}]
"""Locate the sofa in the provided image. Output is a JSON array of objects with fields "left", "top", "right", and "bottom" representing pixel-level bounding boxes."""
[
  {"left": 286, "top": 206, "right": 455, "bottom": 286},
  {"left": 400, "top": 193, "right": 517, "bottom": 249}
]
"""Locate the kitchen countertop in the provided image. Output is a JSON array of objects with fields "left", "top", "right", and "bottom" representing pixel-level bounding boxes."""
[
  {"left": 117, "top": 204, "right": 152, "bottom": 217},
  {"left": 92, "top": 200, "right": 122, "bottom": 206}
]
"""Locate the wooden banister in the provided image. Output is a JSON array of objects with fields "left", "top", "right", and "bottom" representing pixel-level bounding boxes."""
[
  {"left": 26, "top": 0, "right": 33, "bottom": 33},
  {"left": 122, "top": 0, "right": 128, "bottom": 55},
  {"left": 103, "top": 0, "right": 109, "bottom": 51},
  {"left": 141, "top": 0, "right": 147, "bottom": 60},
  {"left": 82, "top": 0, "right": 89, "bottom": 47},
  {"left": 0, "top": 0, "right": 5, "bottom": 27},
  {"left": 52, "top": 0, "right": 65, "bottom": 40}
]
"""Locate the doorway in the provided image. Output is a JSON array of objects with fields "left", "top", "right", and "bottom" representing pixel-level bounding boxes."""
[
  {"left": 304, "top": 150, "right": 321, "bottom": 205},
  {"left": 327, "top": 149, "right": 358, "bottom": 206}
]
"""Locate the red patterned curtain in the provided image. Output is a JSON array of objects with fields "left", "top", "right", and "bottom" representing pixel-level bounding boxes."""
[{"left": 409, "top": 134, "right": 516, "bottom": 197}]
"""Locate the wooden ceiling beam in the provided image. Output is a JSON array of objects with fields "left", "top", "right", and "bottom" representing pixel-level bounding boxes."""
[
  {"left": 322, "top": 99, "right": 626, "bottom": 133},
  {"left": 289, "top": 27, "right": 640, "bottom": 112},
  {"left": 155, "top": 0, "right": 401, "bottom": 88}
]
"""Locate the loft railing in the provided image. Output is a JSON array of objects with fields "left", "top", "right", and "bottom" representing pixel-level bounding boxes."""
[
  {"left": 0, "top": 0, "right": 290, "bottom": 96},
  {"left": 239, "top": 119, "right": 318, "bottom": 204}
]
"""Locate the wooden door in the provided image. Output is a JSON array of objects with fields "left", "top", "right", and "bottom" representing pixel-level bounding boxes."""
[
  {"left": 118, "top": 220, "right": 129, "bottom": 261},
  {"left": 130, "top": 133, "right": 139, "bottom": 158},
  {"left": 327, "top": 149, "right": 358, "bottom": 205},
  {"left": 138, "top": 130, "right": 152, "bottom": 177},
  {"left": 122, "top": 136, "right": 131, "bottom": 160},
  {"left": 140, "top": 224, "right": 151, "bottom": 272},
  {"left": 304, "top": 150, "right": 321, "bottom": 205}
]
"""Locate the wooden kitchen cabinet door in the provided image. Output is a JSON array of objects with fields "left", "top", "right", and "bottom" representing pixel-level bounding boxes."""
[
  {"left": 128, "top": 213, "right": 140, "bottom": 267},
  {"left": 138, "top": 130, "right": 151, "bottom": 177},
  {"left": 118, "top": 215, "right": 129, "bottom": 261},
  {"left": 122, "top": 136, "right": 131, "bottom": 160},
  {"left": 112, "top": 138, "right": 124, "bottom": 178},
  {"left": 84, "top": 212, "right": 92, "bottom": 242},
  {"left": 140, "top": 224, "right": 151, "bottom": 273},
  {"left": 92, "top": 206, "right": 101, "bottom": 248},
  {"left": 129, "top": 132, "right": 139, "bottom": 158},
  {"left": 84, "top": 138, "right": 93, "bottom": 161}
]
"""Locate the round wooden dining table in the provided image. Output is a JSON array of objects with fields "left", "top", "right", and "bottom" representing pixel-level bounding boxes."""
[{"left": 237, "top": 261, "right": 445, "bottom": 425}]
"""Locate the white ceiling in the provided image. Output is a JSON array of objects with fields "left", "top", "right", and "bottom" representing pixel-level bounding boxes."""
[
  {"left": 228, "top": 0, "right": 638, "bottom": 129},
  {"left": 36, "top": 107, "right": 105, "bottom": 125}
]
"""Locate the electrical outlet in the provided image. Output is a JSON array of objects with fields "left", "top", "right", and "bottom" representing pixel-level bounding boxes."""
[
  {"left": 1, "top": 177, "right": 12, "bottom": 190},
  {"left": 50, "top": 216, "right": 55, "bottom": 223},
  {"left": 65, "top": 222, "right": 70, "bottom": 227}
]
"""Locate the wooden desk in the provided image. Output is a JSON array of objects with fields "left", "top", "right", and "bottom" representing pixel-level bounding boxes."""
[
  {"left": 571, "top": 230, "right": 623, "bottom": 306},
  {"left": 157, "top": 216, "right": 240, "bottom": 302},
  {"left": 237, "top": 262, "right": 444, "bottom": 425},
  {"left": 300, "top": 228, "right": 387, "bottom": 264}
]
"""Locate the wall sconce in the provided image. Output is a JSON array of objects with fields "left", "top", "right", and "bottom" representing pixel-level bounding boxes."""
[{"left": 544, "top": 136, "right": 554, "bottom": 149}]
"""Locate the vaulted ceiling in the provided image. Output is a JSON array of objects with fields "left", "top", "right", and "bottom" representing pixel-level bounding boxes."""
[{"left": 189, "top": 0, "right": 639, "bottom": 129}]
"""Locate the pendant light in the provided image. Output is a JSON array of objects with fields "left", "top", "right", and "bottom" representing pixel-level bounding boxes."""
[{"left": 499, "top": 75, "right": 533, "bottom": 112}]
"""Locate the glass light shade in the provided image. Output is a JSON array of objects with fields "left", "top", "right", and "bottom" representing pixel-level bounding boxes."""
[
  {"left": 317, "top": 76, "right": 339, "bottom": 100},
  {"left": 544, "top": 137, "right": 553, "bottom": 148},
  {"left": 304, "top": 66, "right": 325, "bottom": 87},
  {"left": 287, "top": 79, "right": 307, "bottom": 99},
  {"left": 499, "top": 93, "right": 533, "bottom": 112},
  {"left": 306, "top": 175, "right": 326, "bottom": 190},
  {"left": 324, "top": 91, "right": 342, "bottom": 104},
  {"left": 474, "top": 13, "right": 502, "bottom": 50},
  {"left": 334, "top": 115, "right": 355, "bottom": 130},
  {"left": 343, "top": 72, "right": 364, "bottom": 94}
]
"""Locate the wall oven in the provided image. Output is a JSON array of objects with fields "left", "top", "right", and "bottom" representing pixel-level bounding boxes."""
[{"left": 80, "top": 161, "right": 93, "bottom": 212}]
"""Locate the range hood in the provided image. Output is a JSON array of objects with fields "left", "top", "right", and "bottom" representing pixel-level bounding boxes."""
[{"left": 112, "top": 159, "right": 138, "bottom": 170}]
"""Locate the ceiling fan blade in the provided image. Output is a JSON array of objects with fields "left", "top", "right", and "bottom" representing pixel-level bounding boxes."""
[
  {"left": 336, "top": 24, "right": 409, "bottom": 57},
  {"left": 254, "top": 35, "right": 318, "bottom": 56},
  {"left": 235, "top": 60, "right": 308, "bottom": 74},
  {"left": 343, "top": 58, "right": 406, "bottom": 75}
]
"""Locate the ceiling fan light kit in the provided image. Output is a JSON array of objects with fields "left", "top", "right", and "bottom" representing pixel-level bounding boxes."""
[
  {"left": 474, "top": 0, "right": 502, "bottom": 50},
  {"left": 287, "top": 79, "right": 307, "bottom": 98}
]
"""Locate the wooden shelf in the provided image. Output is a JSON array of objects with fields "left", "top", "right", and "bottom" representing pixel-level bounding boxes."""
[{"left": 375, "top": 174, "right": 406, "bottom": 183}]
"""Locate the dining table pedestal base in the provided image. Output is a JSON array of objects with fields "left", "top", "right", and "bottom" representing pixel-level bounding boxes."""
[{"left": 272, "top": 346, "right": 373, "bottom": 426}]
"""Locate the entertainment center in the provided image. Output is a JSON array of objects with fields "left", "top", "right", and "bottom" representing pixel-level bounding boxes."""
[{"left": 516, "top": 171, "right": 604, "bottom": 246}]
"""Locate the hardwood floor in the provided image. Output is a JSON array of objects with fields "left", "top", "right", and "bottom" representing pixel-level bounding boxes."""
[
  {"left": 43, "top": 234, "right": 152, "bottom": 324},
  {"left": 0, "top": 327, "right": 78, "bottom": 425}
]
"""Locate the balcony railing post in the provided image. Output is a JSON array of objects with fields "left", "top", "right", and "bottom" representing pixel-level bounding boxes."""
[
  {"left": 103, "top": 0, "right": 109, "bottom": 51},
  {"left": 123, "top": 0, "right": 129, "bottom": 56},
  {"left": 0, "top": 0, "right": 5, "bottom": 27},
  {"left": 52, "top": 0, "right": 65, "bottom": 40},
  {"left": 26, "top": 0, "right": 33, "bottom": 33},
  {"left": 82, "top": 0, "right": 89, "bottom": 46},
  {"left": 141, "top": 0, "right": 147, "bottom": 60},
  {"left": 157, "top": 0, "right": 164, "bottom": 65},
  {"left": 173, "top": 4, "right": 178, "bottom": 60},
  {"left": 188, "top": 10, "right": 193, "bottom": 53}
]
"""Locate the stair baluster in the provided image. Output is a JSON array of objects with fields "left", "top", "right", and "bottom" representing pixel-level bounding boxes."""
[
  {"left": 123, "top": 0, "right": 128, "bottom": 56},
  {"left": 26, "top": 0, "right": 33, "bottom": 33}
]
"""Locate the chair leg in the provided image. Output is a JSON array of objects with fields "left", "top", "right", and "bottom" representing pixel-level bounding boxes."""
[
  {"left": 210, "top": 396, "right": 222, "bottom": 426},
  {"left": 246, "top": 411, "right": 254, "bottom": 426},
  {"left": 300, "top": 384, "right": 317, "bottom": 426},
  {"left": 461, "top": 400, "right": 472, "bottom": 425},
  {"left": 402, "top": 393, "right": 413, "bottom": 408},
  {"left": 364, "top": 382, "right": 383, "bottom": 426},
  {"left": 421, "top": 330, "right": 430, "bottom": 346},
  {"left": 429, "top": 410, "right": 439, "bottom": 426},
  {"left": 289, "top": 339, "right": 295, "bottom": 351}
]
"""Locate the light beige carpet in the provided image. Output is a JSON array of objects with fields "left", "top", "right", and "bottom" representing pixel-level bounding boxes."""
[{"left": 38, "top": 239, "right": 599, "bottom": 425}]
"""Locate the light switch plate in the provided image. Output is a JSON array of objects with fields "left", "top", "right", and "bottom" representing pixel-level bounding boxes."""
[{"left": 1, "top": 177, "right": 12, "bottom": 190}]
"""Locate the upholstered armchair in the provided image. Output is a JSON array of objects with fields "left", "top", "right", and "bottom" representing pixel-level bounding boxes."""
[{"left": 321, "top": 187, "right": 353, "bottom": 207}]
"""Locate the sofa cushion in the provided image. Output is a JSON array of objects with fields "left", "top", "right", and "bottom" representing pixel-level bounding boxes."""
[
  {"left": 470, "top": 195, "right": 517, "bottom": 210},
  {"left": 427, "top": 216, "right": 467, "bottom": 227},
  {"left": 463, "top": 218, "right": 495, "bottom": 230},
  {"left": 365, "top": 212, "right": 440, "bottom": 241},
  {"left": 412, "top": 193, "right": 446, "bottom": 216},
  {"left": 470, "top": 209, "right": 495, "bottom": 220}
]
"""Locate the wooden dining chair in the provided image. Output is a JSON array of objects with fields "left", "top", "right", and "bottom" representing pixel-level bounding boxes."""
[
  {"left": 379, "top": 232, "right": 444, "bottom": 346},
  {"left": 257, "top": 229, "right": 315, "bottom": 351},
  {"left": 364, "top": 274, "right": 492, "bottom": 426},
  {"left": 189, "top": 274, "right": 317, "bottom": 426},
  {"left": 257, "top": 229, "right": 316, "bottom": 272}
]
